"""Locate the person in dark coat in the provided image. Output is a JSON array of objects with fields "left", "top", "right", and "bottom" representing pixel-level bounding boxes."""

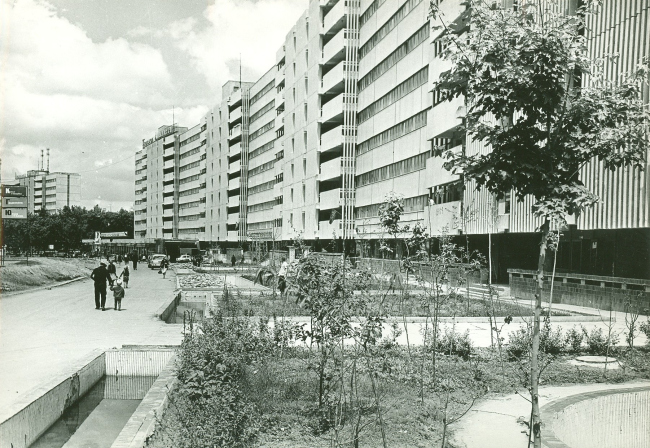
[
  {"left": 107, "top": 259, "right": 117, "bottom": 286},
  {"left": 231, "top": 254, "right": 236, "bottom": 267},
  {"left": 132, "top": 251, "right": 138, "bottom": 270},
  {"left": 90, "top": 261, "right": 109, "bottom": 310}
]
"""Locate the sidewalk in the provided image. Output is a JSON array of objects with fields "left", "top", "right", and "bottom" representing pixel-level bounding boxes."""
[
  {"left": 447, "top": 381, "right": 650, "bottom": 448},
  {"left": 0, "top": 264, "right": 184, "bottom": 422}
]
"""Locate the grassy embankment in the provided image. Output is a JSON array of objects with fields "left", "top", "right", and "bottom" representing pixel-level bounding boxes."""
[{"left": 0, "top": 257, "right": 94, "bottom": 293}]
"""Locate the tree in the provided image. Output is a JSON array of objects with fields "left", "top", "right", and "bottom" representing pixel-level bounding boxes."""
[{"left": 431, "top": 1, "right": 649, "bottom": 446}]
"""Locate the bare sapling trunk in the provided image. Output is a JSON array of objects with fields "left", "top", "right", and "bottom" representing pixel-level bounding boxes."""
[{"left": 531, "top": 220, "right": 549, "bottom": 448}]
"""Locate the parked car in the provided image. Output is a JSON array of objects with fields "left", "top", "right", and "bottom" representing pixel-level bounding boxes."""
[
  {"left": 148, "top": 254, "right": 166, "bottom": 269},
  {"left": 177, "top": 254, "right": 192, "bottom": 263}
]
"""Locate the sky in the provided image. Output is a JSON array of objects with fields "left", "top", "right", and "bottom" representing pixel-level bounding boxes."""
[{"left": 0, "top": 0, "right": 307, "bottom": 211}]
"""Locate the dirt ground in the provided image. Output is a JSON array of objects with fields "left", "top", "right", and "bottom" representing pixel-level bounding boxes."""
[{"left": 0, "top": 257, "right": 97, "bottom": 293}]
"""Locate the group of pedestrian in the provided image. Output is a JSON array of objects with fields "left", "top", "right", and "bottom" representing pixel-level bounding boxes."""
[{"left": 90, "top": 255, "right": 135, "bottom": 311}]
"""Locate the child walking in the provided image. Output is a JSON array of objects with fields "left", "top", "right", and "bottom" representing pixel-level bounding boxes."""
[
  {"left": 110, "top": 279, "right": 125, "bottom": 311},
  {"left": 119, "top": 266, "right": 130, "bottom": 288}
]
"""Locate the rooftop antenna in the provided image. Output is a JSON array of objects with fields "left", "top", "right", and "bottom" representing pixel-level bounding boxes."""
[
  {"left": 46, "top": 148, "right": 50, "bottom": 173},
  {"left": 239, "top": 53, "right": 242, "bottom": 90},
  {"left": 40, "top": 149, "right": 44, "bottom": 171},
  {"left": 172, "top": 105, "right": 175, "bottom": 127}
]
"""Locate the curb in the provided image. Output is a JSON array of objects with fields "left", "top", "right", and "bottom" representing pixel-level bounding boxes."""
[{"left": 1, "top": 276, "right": 87, "bottom": 297}]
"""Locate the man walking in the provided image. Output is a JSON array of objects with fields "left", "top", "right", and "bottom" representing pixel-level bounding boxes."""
[
  {"left": 132, "top": 251, "right": 138, "bottom": 270},
  {"left": 90, "top": 261, "right": 109, "bottom": 310}
]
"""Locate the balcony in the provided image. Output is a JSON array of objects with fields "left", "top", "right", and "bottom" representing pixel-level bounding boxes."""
[
  {"left": 228, "top": 159, "right": 241, "bottom": 175},
  {"left": 275, "top": 114, "right": 285, "bottom": 129},
  {"left": 319, "top": 188, "right": 342, "bottom": 210},
  {"left": 163, "top": 183, "right": 174, "bottom": 194},
  {"left": 229, "top": 142, "right": 242, "bottom": 158},
  {"left": 230, "top": 89, "right": 242, "bottom": 107},
  {"left": 229, "top": 124, "right": 242, "bottom": 141},
  {"left": 163, "top": 208, "right": 174, "bottom": 217},
  {"left": 227, "top": 230, "right": 239, "bottom": 241},
  {"left": 428, "top": 95, "right": 465, "bottom": 140},
  {"left": 228, "top": 194, "right": 240, "bottom": 209},
  {"left": 320, "top": 93, "right": 344, "bottom": 124},
  {"left": 163, "top": 172, "right": 174, "bottom": 183},
  {"left": 322, "top": 0, "right": 345, "bottom": 36},
  {"left": 424, "top": 201, "right": 461, "bottom": 236},
  {"left": 320, "top": 124, "right": 344, "bottom": 152},
  {"left": 321, "top": 60, "right": 346, "bottom": 95},
  {"left": 164, "top": 144, "right": 175, "bottom": 157},
  {"left": 319, "top": 156, "right": 342, "bottom": 181},
  {"left": 228, "top": 177, "right": 241, "bottom": 192},
  {"left": 276, "top": 89, "right": 285, "bottom": 108},
  {"left": 322, "top": 28, "right": 346, "bottom": 66},
  {"left": 318, "top": 219, "right": 342, "bottom": 239},
  {"left": 163, "top": 196, "right": 174, "bottom": 206},
  {"left": 276, "top": 64, "right": 285, "bottom": 84},
  {"left": 425, "top": 146, "right": 462, "bottom": 188},
  {"left": 227, "top": 212, "right": 240, "bottom": 226},
  {"left": 163, "top": 158, "right": 174, "bottom": 170},
  {"left": 229, "top": 106, "right": 242, "bottom": 123}
]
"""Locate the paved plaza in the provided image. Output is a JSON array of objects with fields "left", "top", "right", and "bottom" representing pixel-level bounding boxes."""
[{"left": 0, "top": 265, "right": 184, "bottom": 422}]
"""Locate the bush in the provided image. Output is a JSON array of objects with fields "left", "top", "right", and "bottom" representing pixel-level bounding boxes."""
[
  {"left": 639, "top": 319, "right": 650, "bottom": 346},
  {"left": 506, "top": 327, "right": 531, "bottom": 360},
  {"left": 582, "top": 326, "right": 620, "bottom": 355},
  {"left": 564, "top": 326, "right": 584, "bottom": 353},
  {"left": 438, "top": 326, "right": 473, "bottom": 358},
  {"left": 540, "top": 318, "right": 565, "bottom": 355}
]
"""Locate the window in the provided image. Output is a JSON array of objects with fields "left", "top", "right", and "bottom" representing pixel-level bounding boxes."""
[
  {"left": 302, "top": 211, "right": 306, "bottom": 229},
  {"left": 355, "top": 195, "right": 428, "bottom": 219},
  {"left": 303, "top": 158, "right": 307, "bottom": 175},
  {"left": 355, "top": 151, "right": 430, "bottom": 188},
  {"left": 303, "top": 131, "right": 308, "bottom": 150},
  {"left": 249, "top": 141, "right": 275, "bottom": 160},
  {"left": 249, "top": 120, "right": 275, "bottom": 141},
  {"left": 250, "top": 100, "right": 275, "bottom": 124},
  {"left": 292, "top": 113, "right": 296, "bottom": 127},
  {"left": 305, "top": 49, "right": 309, "bottom": 65},
  {"left": 302, "top": 184, "right": 306, "bottom": 202},
  {"left": 357, "top": 109, "right": 428, "bottom": 156},
  {"left": 357, "top": 67, "right": 428, "bottom": 124},
  {"left": 304, "top": 103, "right": 308, "bottom": 122},
  {"left": 430, "top": 181, "right": 463, "bottom": 205},
  {"left": 290, "top": 188, "right": 294, "bottom": 202},
  {"left": 359, "top": 0, "right": 388, "bottom": 27},
  {"left": 250, "top": 81, "right": 275, "bottom": 105},
  {"left": 358, "top": 24, "right": 430, "bottom": 92},
  {"left": 359, "top": 0, "right": 423, "bottom": 59},
  {"left": 291, "top": 163, "right": 295, "bottom": 179}
]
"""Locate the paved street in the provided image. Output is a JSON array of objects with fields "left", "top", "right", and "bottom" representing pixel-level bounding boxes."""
[{"left": 0, "top": 264, "right": 183, "bottom": 422}]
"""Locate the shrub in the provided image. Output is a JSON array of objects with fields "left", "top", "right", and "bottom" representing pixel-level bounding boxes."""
[
  {"left": 582, "top": 326, "right": 620, "bottom": 355},
  {"left": 639, "top": 318, "right": 650, "bottom": 341},
  {"left": 540, "top": 318, "right": 565, "bottom": 355},
  {"left": 438, "top": 326, "right": 473, "bottom": 358},
  {"left": 506, "top": 327, "right": 531, "bottom": 360},
  {"left": 564, "top": 326, "right": 584, "bottom": 353}
]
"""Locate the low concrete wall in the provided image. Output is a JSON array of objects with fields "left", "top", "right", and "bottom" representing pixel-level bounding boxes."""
[
  {"left": 155, "top": 290, "right": 181, "bottom": 322},
  {"left": 509, "top": 269, "right": 650, "bottom": 313},
  {"left": 111, "top": 356, "right": 177, "bottom": 448},
  {"left": 542, "top": 385, "right": 650, "bottom": 448},
  {"left": 0, "top": 350, "right": 105, "bottom": 448},
  {"left": 105, "top": 349, "right": 176, "bottom": 377}
]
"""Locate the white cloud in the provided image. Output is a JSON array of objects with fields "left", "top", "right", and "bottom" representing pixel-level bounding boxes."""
[{"left": 169, "top": 0, "right": 307, "bottom": 94}]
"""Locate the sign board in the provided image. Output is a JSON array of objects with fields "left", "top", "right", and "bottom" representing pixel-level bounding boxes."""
[
  {"left": 82, "top": 239, "right": 95, "bottom": 244},
  {"left": 4, "top": 197, "right": 27, "bottom": 207},
  {"left": 2, "top": 208, "right": 28, "bottom": 219},
  {"left": 1, "top": 186, "right": 27, "bottom": 197},
  {"left": 100, "top": 231, "right": 128, "bottom": 238}
]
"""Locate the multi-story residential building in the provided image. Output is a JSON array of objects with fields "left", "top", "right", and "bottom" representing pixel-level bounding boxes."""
[
  {"left": 135, "top": 124, "right": 187, "bottom": 243},
  {"left": 15, "top": 155, "right": 81, "bottom": 213},
  {"left": 136, "top": 0, "right": 649, "bottom": 280}
]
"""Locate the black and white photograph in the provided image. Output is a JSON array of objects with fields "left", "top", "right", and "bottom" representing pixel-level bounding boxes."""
[{"left": 0, "top": 0, "right": 649, "bottom": 447}]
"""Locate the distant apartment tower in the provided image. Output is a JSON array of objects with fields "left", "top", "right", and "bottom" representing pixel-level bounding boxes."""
[{"left": 15, "top": 150, "right": 81, "bottom": 213}]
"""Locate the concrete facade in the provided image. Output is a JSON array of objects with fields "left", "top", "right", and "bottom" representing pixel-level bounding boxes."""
[
  {"left": 134, "top": 0, "right": 649, "bottom": 279},
  {"left": 15, "top": 170, "right": 81, "bottom": 214}
]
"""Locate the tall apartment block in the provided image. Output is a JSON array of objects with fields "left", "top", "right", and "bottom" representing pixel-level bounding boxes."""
[
  {"left": 15, "top": 150, "right": 81, "bottom": 213},
  {"left": 136, "top": 0, "right": 649, "bottom": 280}
]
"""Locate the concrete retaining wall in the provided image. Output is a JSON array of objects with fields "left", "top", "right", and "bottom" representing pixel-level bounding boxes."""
[
  {"left": 0, "top": 350, "right": 105, "bottom": 448},
  {"left": 105, "top": 349, "right": 176, "bottom": 377},
  {"left": 543, "top": 386, "right": 650, "bottom": 448},
  {"left": 509, "top": 269, "right": 650, "bottom": 313}
]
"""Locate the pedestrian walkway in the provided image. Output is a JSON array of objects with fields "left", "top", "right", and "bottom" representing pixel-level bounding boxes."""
[
  {"left": 0, "top": 264, "right": 183, "bottom": 422},
  {"left": 447, "top": 380, "right": 650, "bottom": 448}
]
